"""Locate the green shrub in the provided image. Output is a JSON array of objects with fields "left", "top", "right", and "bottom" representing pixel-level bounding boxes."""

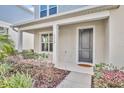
[
  {"left": 0, "top": 35, "right": 15, "bottom": 60},
  {"left": 0, "top": 63, "right": 12, "bottom": 75},
  {"left": 21, "top": 50, "right": 39, "bottom": 59},
  {"left": 0, "top": 72, "right": 32, "bottom": 88},
  {"left": 20, "top": 50, "right": 49, "bottom": 60}
]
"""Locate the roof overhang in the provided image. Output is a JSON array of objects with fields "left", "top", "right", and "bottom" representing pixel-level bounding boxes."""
[
  {"left": 12, "top": 5, "right": 119, "bottom": 31},
  {"left": 16, "top": 5, "right": 34, "bottom": 14}
]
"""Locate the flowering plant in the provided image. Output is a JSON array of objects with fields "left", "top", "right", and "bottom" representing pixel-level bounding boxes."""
[{"left": 93, "top": 63, "right": 124, "bottom": 88}]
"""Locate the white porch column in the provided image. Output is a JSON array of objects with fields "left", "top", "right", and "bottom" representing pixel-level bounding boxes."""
[
  {"left": 53, "top": 24, "right": 59, "bottom": 65},
  {"left": 18, "top": 31, "right": 23, "bottom": 52}
]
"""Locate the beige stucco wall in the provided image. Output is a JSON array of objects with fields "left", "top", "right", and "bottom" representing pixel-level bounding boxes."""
[
  {"left": 34, "top": 32, "right": 40, "bottom": 52},
  {"left": 104, "top": 19, "right": 110, "bottom": 63},
  {"left": 23, "top": 32, "right": 34, "bottom": 50},
  {"left": 57, "top": 20, "right": 107, "bottom": 74},
  {"left": 34, "top": 27, "right": 52, "bottom": 53},
  {"left": 33, "top": 19, "right": 108, "bottom": 74},
  {"left": 109, "top": 6, "right": 124, "bottom": 67}
]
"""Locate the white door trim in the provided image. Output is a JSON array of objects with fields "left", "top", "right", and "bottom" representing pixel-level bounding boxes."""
[{"left": 76, "top": 25, "right": 96, "bottom": 66}]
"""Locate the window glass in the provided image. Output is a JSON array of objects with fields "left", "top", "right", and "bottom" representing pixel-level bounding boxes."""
[
  {"left": 41, "top": 34, "right": 48, "bottom": 42},
  {"left": 49, "top": 7, "right": 57, "bottom": 15},
  {"left": 50, "top": 43, "right": 53, "bottom": 52},
  {"left": 41, "top": 43, "right": 48, "bottom": 51},
  {"left": 49, "top": 33, "right": 53, "bottom": 42},
  {"left": 41, "top": 33, "right": 53, "bottom": 52},
  {"left": 49, "top": 5, "right": 56, "bottom": 8},
  {"left": 40, "top": 5, "right": 57, "bottom": 17},
  {"left": 40, "top": 10, "right": 47, "bottom": 17},
  {"left": 40, "top": 5, "right": 47, "bottom": 11}
]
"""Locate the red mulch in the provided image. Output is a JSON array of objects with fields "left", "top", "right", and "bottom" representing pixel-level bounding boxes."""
[
  {"left": 8, "top": 56, "right": 70, "bottom": 88},
  {"left": 33, "top": 67, "right": 70, "bottom": 88}
]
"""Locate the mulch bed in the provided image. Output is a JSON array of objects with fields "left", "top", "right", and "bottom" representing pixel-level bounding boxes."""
[
  {"left": 33, "top": 67, "right": 70, "bottom": 88},
  {"left": 7, "top": 56, "right": 70, "bottom": 88}
]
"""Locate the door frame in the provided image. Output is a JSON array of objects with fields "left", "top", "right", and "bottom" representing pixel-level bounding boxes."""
[{"left": 76, "top": 25, "right": 95, "bottom": 66}]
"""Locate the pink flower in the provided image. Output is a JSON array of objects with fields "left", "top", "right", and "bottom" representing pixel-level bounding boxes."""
[{"left": 102, "top": 70, "right": 124, "bottom": 84}]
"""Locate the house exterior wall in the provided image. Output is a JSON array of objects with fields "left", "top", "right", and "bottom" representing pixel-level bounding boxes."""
[
  {"left": 34, "top": 5, "right": 88, "bottom": 19},
  {"left": 34, "top": 27, "right": 52, "bottom": 52},
  {"left": 14, "top": 5, "right": 124, "bottom": 74},
  {"left": 23, "top": 32, "right": 34, "bottom": 50},
  {"left": 109, "top": 6, "right": 124, "bottom": 67},
  {"left": 58, "top": 5, "right": 87, "bottom": 13},
  {"left": 34, "top": 5, "right": 40, "bottom": 19},
  {"left": 56, "top": 20, "right": 106, "bottom": 74},
  {"left": 33, "top": 19, "right": 107, "bottom": 74},
  {"left": 34, "top": 32, "right": 40, "bottom": 52},
  {"left": 104, "top": 19, "right": 110, "bottom": 63}
]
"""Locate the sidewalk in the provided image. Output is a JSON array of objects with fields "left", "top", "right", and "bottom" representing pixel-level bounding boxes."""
[{"left": 57, "top": 72, "right": 91, "bottom": 88}]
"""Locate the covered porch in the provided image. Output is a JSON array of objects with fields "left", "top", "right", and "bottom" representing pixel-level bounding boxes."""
[{"left": 14, "top": 5, "right": 119, "bottom": 74}]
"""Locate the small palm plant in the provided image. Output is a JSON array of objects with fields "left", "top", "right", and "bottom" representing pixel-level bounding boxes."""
[{"left": 0, "top": 34, "right": 14, "bottom": 60}]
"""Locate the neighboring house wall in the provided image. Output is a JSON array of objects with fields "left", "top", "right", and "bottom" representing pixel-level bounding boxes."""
[
  {"left": 0, "top": 5, "right": 34, "bottom": 50},
  {"left": 0, "top": 20, "right": 34, "bottom": 50},
  {"left": 0, "top": 21, "right": 18, "bottom": 49},
  {"left": 109, "top": 6, "right": 124, "bottom": 67}
]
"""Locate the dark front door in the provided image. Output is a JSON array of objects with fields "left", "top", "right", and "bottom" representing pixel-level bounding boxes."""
[{"left": 78, "top": 28, "right": 93, "bottom": 63}]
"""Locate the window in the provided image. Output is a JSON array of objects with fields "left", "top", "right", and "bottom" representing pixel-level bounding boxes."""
[
  {"left": 40, "top": 5, "right": 47, "bottom": 17},
  {"left": 0, "top": 27, "right": 8, "bottom": 35},
  {"left": 41, "top": 33, "right": 53, "bottom": 52},
  {"left": 49, "top": 5, "right": 57, "bottom": 15},
  {"left": 40, "top": 5, "right": 57, "bottom": 18}
]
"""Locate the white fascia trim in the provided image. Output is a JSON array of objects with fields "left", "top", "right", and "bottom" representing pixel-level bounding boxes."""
[
  {"left": 13, "top": 5, "right": 103, "bottom": 26},
  {"left": 19, "top": 10, "right": 110, "bottom": 31},
  {"left": 57, "top": 11, "right": 110, "bottom": 26}
]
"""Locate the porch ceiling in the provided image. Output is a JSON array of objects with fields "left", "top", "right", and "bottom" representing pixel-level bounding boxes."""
[{"left": 12, "top": 5, "right": 119, "bottom": 32}]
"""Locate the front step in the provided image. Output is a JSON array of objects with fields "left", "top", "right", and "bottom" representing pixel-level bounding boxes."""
[{"left": 55, "top": 63, "right": 94, "bottom": 75}]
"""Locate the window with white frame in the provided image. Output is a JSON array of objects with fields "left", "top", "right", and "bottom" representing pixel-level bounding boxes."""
[
  {"left": 41, "top": 33, "right": 53, "bottom": 52},
  {"left": 0, "top": 26, "right": 8, "bottom": 35},
  {"left": 40, "top": 5, "right": 47, "bottom": 17},
  {"left": 40, "top": 5, "right": 57, "bottom": 18}
]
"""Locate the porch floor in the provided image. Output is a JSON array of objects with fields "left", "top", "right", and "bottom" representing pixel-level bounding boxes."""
[{"left": 57, "top": 71, "right": 91, "bottom": 88}]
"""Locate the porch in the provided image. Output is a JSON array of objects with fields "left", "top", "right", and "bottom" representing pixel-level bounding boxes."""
[{"left": 14, "top": 5, "right": 119, "bottom": 74}]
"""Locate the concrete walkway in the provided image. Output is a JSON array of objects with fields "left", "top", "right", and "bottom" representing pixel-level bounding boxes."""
[{"left": 57, "top": 72, "right": 91, "bottom": 88}]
